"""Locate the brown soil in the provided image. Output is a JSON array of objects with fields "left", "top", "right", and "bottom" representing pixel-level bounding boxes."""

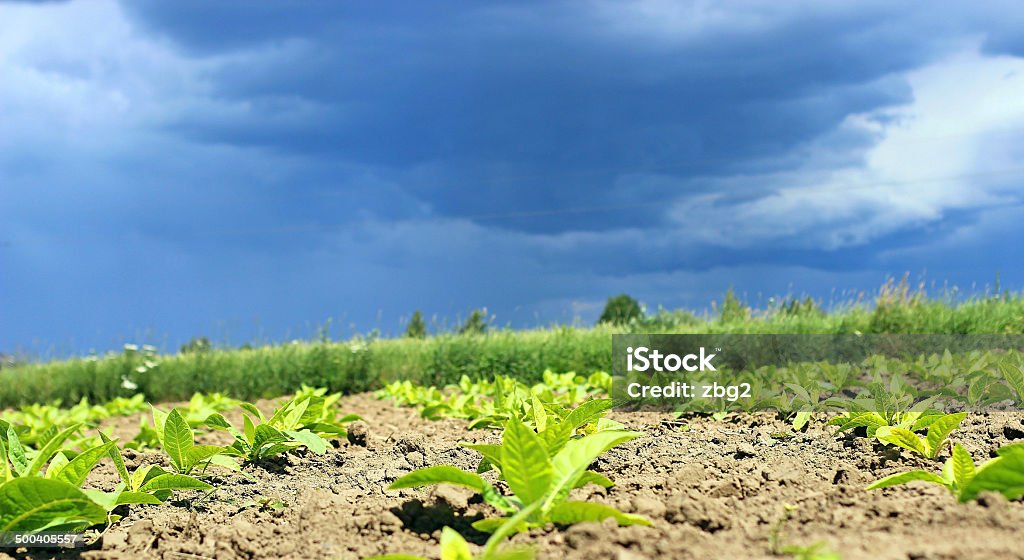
[{"left": 3, "top": 395, "right": 1023, "bottom": 560}]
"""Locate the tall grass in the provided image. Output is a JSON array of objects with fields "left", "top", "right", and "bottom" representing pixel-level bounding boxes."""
[{"left": 2, "top": 287, "right": 1023, "bottom": 407}]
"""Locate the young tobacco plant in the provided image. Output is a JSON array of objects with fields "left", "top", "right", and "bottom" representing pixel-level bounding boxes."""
[
  {"left": 151, "top": 408, "right": 237, "bottom": 475},
  {"left": 868, "top": 442, "right": 1024, "bottom": 502},
  {"left": 390, "top": 401, "right": 649, "bottom": 533},
  {"left": 206, "top": 394, "right": 355, "bottom": 462},
  {"left": 872, "top": 412, "right": 967, "bottom": 459}
]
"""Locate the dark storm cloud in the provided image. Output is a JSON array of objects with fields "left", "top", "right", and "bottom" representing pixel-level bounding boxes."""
[{"left": 3, "top": 0, "right": 1024, "bottom": 354}]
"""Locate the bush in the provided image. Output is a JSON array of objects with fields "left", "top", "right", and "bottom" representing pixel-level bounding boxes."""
[
  {"left": 405, "top": 310, "right": 427, "bottom": 339},
  {"left": 598, "top": 294, "right": 643, "bottom": 325}
]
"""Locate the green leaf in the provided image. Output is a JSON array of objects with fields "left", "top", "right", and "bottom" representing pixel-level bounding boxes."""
[
  {"left": 439, "top": 527, "right": 473, "bottom": 560},
  {"left": 547, "top": 501, "right": 652, "bottom": 527},
  {"left": 284, "top": 430, "right": 328, "bottom": 455},
  {"left": 240, "top": 403, "right": 266, "bottom": 423},
  {"left": 866, "top": 470, "right": 949, "bottom": 491},
  {"left": 389, "top": 466, "right": 485, "bottom": 492},
  {"left": 875, "top": 427, "right": 929, "bottom": 458},
  {"left": 925, "top": 413, "right": 967, "bottom": 458},
  {"left": 252, "top": 424, "right": 288, "bottom": 457},
  {"left": 207, "top": 454, "right": 241, "bottom": 473},
  {"left": 26, "top": 424, "right": 81, "bottom": 477},
  {"left": 243, "top": 414, "right": 256, "bottom": 444},
  {"left": 0, "top": 439, "right": 11, "bottom": 482},
  {"left": 792, "top": 411, "right": 812, "bottom": 431},
  {"left": 55, "top": 441, "right": 117, "bottom": 487},
  {"left": 139, "top": 473, "right": 213, "bottom": 493},
  {"left": 501, "top": 418, "right": 551, "bottom": 507},
  {"left": 114, "top": 491, "right": 164, "bottom": 507},
  {"left": 1000, "top": 362, "right": 1024, "bottom": 401},
  {"left": 951, "top": 443, "right": 975, "bottom": 489},
  {"left": 184, "top": 445, "right": 223, "bottom": 471},
  {"left": 6, "top": 426, "right": 28, "bottom": 476},
  {"left": 574, "top": 470, "right": 614, "bottom": 489},
  {"left": 162, "top": 409, "right": 194, "bottom": 472},
  {"left": 130, "top": 465, "right": 165, "bottom": 493},
  {"left": 44, "top": 453, "right": 70, "bottom": 480},
  {"left": 151, "top": 407, "right": 168, "bottom": 447},
  {"left": 562, "top": 399, "right": 614, "bottom": 431},
  {"left": 100, "top": 433, "right": 130, "bottom": 488},
  {"left": 959, "top": 449, "right": 1024, "bottom": 502},
  {"left": 546, "top": 431, "right": 640, "bottom": 511},
  {"left": 461, "top": 443, "right": 503, "bottom": 472},
  {"left": 0, "top": 477, "right": 108, "bottom": 532},
  {"left": 530, "top": 395, "right": 547, "bottom": 433}
]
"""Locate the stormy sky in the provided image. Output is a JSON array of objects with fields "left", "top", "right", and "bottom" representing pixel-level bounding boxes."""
[{"left": 3, "top": 0, "right": 1024, "bottom": 355}]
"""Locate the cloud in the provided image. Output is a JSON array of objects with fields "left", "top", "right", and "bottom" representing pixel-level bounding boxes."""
[{"left": 3, "top": 0, "right": 1024, "bottom": 353}]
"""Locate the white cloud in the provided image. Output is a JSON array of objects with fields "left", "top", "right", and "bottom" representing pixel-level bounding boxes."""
[{"left": 665, "top": 44, "right": 1024, "bottom": 250}]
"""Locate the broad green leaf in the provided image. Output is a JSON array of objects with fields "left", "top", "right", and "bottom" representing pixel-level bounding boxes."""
[
  {"left": 471, "top": 517, "right": 508, "bottom": 533},
  {"left": 0, "top": 439, "right": 10, "bottom": 482},
  {"left": 547, "top": 501, "right": 652, "bottom": 527},
  {"left": 531, "top": 395, "right": 547, "bottom": 433},
  {"left": 925, "top": 413, "right": 967, "bottom": 458},
  {"left": 184, "top": 445, "right": 223, "bottom": 471},
  {"left": 866, "top": 470, "right": 948, "bottom": 490},
  {"left": 130, "top": 465, "right": 165, "bottom": 492},
  {"left": 538, "top": 420, "right": 573, "bottom": 457},
  {"left": 208, "top": 454, "right": 241, "bottom": 472},
  {"left": 0, "top": 477, "right": 108, "bottom": 532},
  {"left": 243, "top": 414, "right": 256, "bottom": 444},
  {"left": 792, "top": 411, "right": 811, "bottom": 431},
  {"left": 439, "top": 527, "right": 473, "bottom": 560},
  {"left": 100, "top": 433, "right": 130, "bottom": 487},
  {"left": 461, "top": 443, "right": 503, "bottom": 471},
  {"left": 999, "top": 362, "right": 1024, "bottom": 401},
  {"left": 959, "top": 449, "right": 1024, "bottom": 502},
  {"left": 139, "top": 473, "right": 213, "bottom": 493},
  {"left": 240, "top": 403, "right": 265, "bottom": 422},
  {"left": 284, "top": 430, "right": 328, "bottom": 455},
  {"left": 501, "top": 419, "right": 551, "bottom": 506},
  {"left": 114, "top": 491, "right": 164, "bottom": 507},
  {"left": 562, "top": 399, "right": 614, "bottom": 431},
  {"left": 389, "top": 466, "right": 485, "bottom": 492},
  {"left": 875, "top": 427, "right": 929, "bottom": 457},
  {"left": 6, "top": 427, "right": 28, "bottom": 476},
  {"left": 252, "top": 425, "right": 288, "bottom": 457},
  {"left": 162, "top": 409, "right": 194, "bottom": 472},
  {"left": 44, "top": 452, "right": 70, "bottom": 480},
  {"left": 574, "top": 470, "right": 614, "bottom": 489},
  {"left": 546, "top": 431, "right": 640, "bottom": 510},
  {"left": 151, "top": 407, "right": 168, "bottom": 446},
  {"left": 26, "top": 425, "right": 81, "bottom": 477},
  {"left": 951, "top": 443, "right": 975, "bottom": 489},
  {"left": 55, "top": 441, "right": 117, "bottom": 487}
]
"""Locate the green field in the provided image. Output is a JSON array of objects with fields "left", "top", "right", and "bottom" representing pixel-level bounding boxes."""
[{"left": 3, "top": 287, "right": 1023, "bottom": 408}]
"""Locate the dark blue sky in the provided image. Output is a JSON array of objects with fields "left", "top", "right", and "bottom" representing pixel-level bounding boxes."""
[{"left": 3, "top": 1, "right": 1024, "bottom": 355}]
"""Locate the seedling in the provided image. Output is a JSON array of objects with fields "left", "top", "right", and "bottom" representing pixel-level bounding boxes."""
[
  {"left": 873, "top": 412, "right": 967, "bottom": 459},
  {"left": 390, "top": 414, "right": 649, "bottom": 533},
  {"left": 152, "top": 408, "right": 233, "bottom": 475},
  {"left": 868, "top": 442, "right": 1024, "bottom": 502}
]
